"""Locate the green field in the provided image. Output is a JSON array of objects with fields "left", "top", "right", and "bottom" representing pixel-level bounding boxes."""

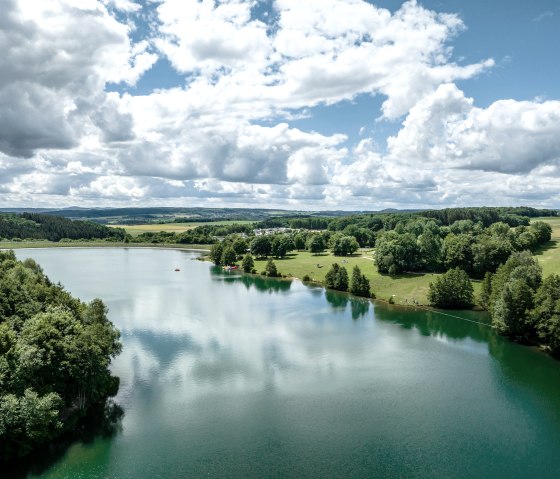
[
  {"left": 532, "top": 217, "right": 560, "bottom": 278},
  {"left": 251, "top": 250, "right": 481, "bottom": 306},
  {"left": 110, "top": 221, "right": 254, "bottom": 236}
]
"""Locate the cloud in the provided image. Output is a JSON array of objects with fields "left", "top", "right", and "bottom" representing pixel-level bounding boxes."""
[
  {"left": 533, "top": 11, "right": 554, "bottom": 22},
  {"left": 1, "top": 0, "right": 559, "bottom": 210},
  {"left": 387, "top": 83, "right": 560, "bottom": 174},
  {"left": 0, "top": 0, "right": 156, "bottom": 157},
  {"left": 153, "top": 0, "right": 493, "bottom": 118}
]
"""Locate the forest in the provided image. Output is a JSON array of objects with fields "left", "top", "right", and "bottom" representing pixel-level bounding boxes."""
[
  {"left": 0, "top": 213, "right": 126, "bottom": 242},
  {"left": 0, "top": 251, "right": 122, "bottom": 460}
]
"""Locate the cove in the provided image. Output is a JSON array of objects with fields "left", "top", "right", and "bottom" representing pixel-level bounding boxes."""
[{"left": 9, "top": 248, "right": 560, "bottom": 478}]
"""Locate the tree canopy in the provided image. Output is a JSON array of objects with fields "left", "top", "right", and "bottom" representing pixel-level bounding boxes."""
[
  {"left": 428, "top": 268, "right": 474, "bottom": 309},
  {"left": 0, "top": 251, "right": 121, "bottom": 460}
]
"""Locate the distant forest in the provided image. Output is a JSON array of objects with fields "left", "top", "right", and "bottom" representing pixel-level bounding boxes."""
[{"left": 0, "top": 213, "right": 125, "bottom": 242}]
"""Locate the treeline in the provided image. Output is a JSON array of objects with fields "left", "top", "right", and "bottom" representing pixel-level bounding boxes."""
[
  {"left": 0, "top": 251, "right": 122, "bottom": 460},
  {"left": 375, "top": 219, "right": 552, "bottom": 276},
  {"left": 0, "top": 213, "right": 125, "bottom": 242},
  {"left": 421, "top": 206, "right": 558, "bottom": 226}
]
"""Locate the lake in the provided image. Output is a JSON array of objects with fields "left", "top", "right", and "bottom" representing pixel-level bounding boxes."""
[{"left": 11, "top": 248, "right": 560, "bottom": 478}]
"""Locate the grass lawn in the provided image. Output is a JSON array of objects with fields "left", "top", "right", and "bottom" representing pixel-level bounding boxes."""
[
  {"left": 251, "top": 250, "right": 481, "bottom": 305},
  {"left": 532, "top": 217, "right": 560, "bottom": 278},
  {"left": 109, "top": 221, "right": 254, "bottom": 236}
]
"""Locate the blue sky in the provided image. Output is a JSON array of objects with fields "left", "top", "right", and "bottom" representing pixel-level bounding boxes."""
[{"left": 1, "top": 0, "right": 559, "bottom": 209}]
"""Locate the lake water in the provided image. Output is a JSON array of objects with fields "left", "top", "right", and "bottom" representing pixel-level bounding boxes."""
[{"left": 10, "top": 248, "right": 560, "bottom": 478}]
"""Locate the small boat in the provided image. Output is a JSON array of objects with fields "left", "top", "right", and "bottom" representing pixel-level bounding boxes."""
[{"left": 174, "top": 268, "right": 180, "bottom": 272}]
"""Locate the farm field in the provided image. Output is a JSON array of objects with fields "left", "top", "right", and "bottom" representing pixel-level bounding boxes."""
[{"left": 110, "top": 220, "right": 255, "bottom": 236}]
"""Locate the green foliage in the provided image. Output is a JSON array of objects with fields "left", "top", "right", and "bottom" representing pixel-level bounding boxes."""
[
  {"left": 332, "top": 235, "right": 359, "bottom": 256},
  {"left": 242, "top": 253, "right": 255, "bottom": 273},
  {"left": 0, "top": 389, "right": 63, "bottom": 460},
  {"left": 250, "top": 236, "right": 272, "bottom": 258},
  {"left": 479, "top": 272, "right": 493, "bottom": 310},
  {"left": 428, "top": 268, "right": 474, "bottom": 309},
  {"left": 264, "top": 259, "right": 279, "bottom": 277},
  {"left": 531, "top": 274, "right": 560, "bottom": 356},
  {"left": 325, "top": 264, "right": 349, "bottom": 292},
  {"left": 375, "top": 231, "right": 419, "bottom": 274},
  {"left": 350, "top": 266, "right": 371, "bottom": 298},
  {"left": 294, "top": 233, "right": 306, "bottom": 250},
  {"left": 441, "top": 233, "right": 473, "bottom": 272},
  {"left": 487, "top": 251, "right": 542, "bottom": 341},
  {"left": 221, "top": 246, "right": 237, "bottom": 266},
  {"left": 0, "top": 252, "right": 121, "bottom": 459},
  {"left": 307, "top": 234, "right": 325, "bottom": 254},
  {"left": 417, "top": 230, "right": 442, "bottom": 271},
  {"left": 0, "top": 213, "right": 125, "bottom": 242},
  {"left": 209, "top": 243, "right": 224, "bottom": 265},
  {"left": 492, "top": 279, "right": 536, "bottom": 340},
  {"left": 232, "top": 238, "right": 248, "bottom": 257}
]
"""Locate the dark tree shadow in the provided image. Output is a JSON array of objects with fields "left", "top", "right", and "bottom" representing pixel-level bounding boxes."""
[
  {"left": 532, "top": 239, "right": 558, "bottom": 256},
  {"left": 3, "top": 400, "right": 125, "bottom": 478}
]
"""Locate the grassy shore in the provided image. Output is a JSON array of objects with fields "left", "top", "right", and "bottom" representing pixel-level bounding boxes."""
[
  {"left": 4, "top": 216, "right": 558, "bottom": 306},
  {"left": 109, "top": 220, "right": 254, "bottom": 236},
  {"left": 0, "top": 240, "right": 212, "bottom": 250},
  {"left": 251, "top": 250, "right": 482, "bottom": 305}
]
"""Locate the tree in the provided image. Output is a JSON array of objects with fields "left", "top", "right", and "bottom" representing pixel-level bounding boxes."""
[
  {"left": 471, "top": 235, "right": 514, "bottom": 276},
  {"left": 242, "top": 253, "right": 254, "bottom": 273},
  {"left": 375, "top": 231, "right": 420, "bottom": 274},
  {"left": 530, "top": 221, "right": 552, "bottom": 244},
  {"left": 271, "top": 236, "right": 288, "bottom": 258},
  {"left": 332, "top": 235, "right": 359, "bottom": 256},
  {"left": 221, "top": 246, "right": 237, "bottom": 266},
  {"left": 417, "top": 231, "right": 442, "bottom": 271},
  {"left": 250, "top": 236, "right": 272, "bottom": 258},
  {"left": 488, "top": 251, "right": 542, "bottom": 341},
  {"left": 479, "top": 272, "right": 493, "bottom": 310},
  {"left": 307, "top": 235, "right": 325, "bottom": 254},
  {"left": 209, "top": 242, "right": 224, "bottom": 265},
  {"left": 492, "top": 278, "right": 536, "bottom": 340},
  {"left": 531, "top": 274, "right": 560, "bottom": 355},
  {"left": 350, "top": 266, "right": 371, "bottom": 298},
  {"left": 427, "top": 268, "right": 474, "bottom": 309},
  {"left": 294, "top": 233, "right": 306, "bottom": 250},
  {"left": 265, "top": 259, "right": 279, "bottom": 277},
  {"left": 0, "top": 254, "right": 122, "bottom": 460},
  {"left": 232, "top": 238, "right": 248, "bottom": 257},
  {"left": 325, "top": 263, "right": 349, "bottom": 292},
  {"left": 442, "top": 233, "right": 473, "bottom": 272}
]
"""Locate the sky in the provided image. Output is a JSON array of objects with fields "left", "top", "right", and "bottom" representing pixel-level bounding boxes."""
[{"left": 1, "top": 0, "right": 559, "bottom": 211}]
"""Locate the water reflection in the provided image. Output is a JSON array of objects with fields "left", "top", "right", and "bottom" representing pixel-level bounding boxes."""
[
  {"left": 12, "top": 249, "right": 560, "bottom": 478},
  {"left": 5, "top": 401, "right": 124, "bottom": 479},
  {"left": 210, "top": 267, "right": 293, "bottom": 293}
]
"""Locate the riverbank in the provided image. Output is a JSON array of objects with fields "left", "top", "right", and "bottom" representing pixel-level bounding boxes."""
[
  {"left": 0, "top": 240, "right": 212, "bottom": 251},
  {"left": 248, "top": 249, "right": 482, "bottom": 306}
]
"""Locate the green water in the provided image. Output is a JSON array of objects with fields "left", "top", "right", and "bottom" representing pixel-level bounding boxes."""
[{"left": 9, "top": 248, "right": 560, "bottom": 478}]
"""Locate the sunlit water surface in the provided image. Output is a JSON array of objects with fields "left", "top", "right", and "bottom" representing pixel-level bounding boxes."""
[{"left": 10, "top": 248, "right": 560, "bottom": 478}]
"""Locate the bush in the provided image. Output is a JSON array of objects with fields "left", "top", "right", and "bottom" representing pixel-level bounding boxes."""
[{"left": 302, "top": 274, "right": 311, "bottom": 282}]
